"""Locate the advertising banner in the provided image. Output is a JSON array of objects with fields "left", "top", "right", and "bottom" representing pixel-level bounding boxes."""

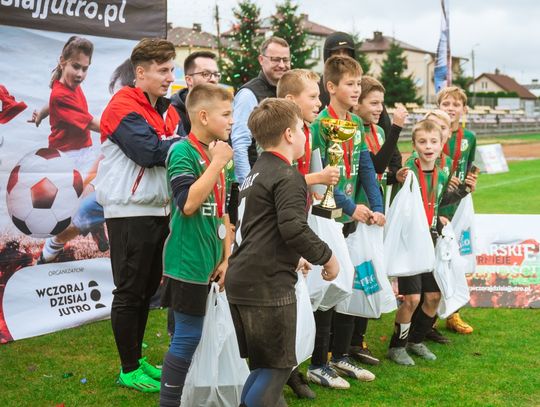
[
  {"left": 469, "top": 214, "right": 540, "bottom": 308},
  {"left": 0, "top": 13, "right": 161, "bottom": 342}
]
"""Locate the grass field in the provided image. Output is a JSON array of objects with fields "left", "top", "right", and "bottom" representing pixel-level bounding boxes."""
[
  {"left": 397, "top": 132, "right": 540, "bottom": 153},
  {"left": 1, "top": 142, "right": 539, "bottom": 406},
  {"left": 1, "top": 308, "right": 539, "bottom": 407},
  {"left": 474, "top": 159, "right": 540, "bottom": 214}
]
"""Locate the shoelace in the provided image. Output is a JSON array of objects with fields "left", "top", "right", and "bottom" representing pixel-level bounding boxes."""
[{"left": 321, "top": 365, "right": 339, "bottom": 378}]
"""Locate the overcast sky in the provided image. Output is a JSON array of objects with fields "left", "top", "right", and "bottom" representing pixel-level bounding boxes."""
[{"left": 168, "top": 0, "right": 540, "bottom": 84}]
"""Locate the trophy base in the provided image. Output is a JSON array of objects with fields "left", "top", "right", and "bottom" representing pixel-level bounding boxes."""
[{"left": 312, "top": 204, "right": 342, "bottom": 219}]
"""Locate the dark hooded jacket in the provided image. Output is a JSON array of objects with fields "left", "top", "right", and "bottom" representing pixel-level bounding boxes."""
[{"left": 170, "top": 87, "right": 190, "bottom": 138}]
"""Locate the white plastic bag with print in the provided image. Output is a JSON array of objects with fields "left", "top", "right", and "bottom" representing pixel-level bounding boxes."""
[
  {"left": 451, "top": 194, "right": 477, "bottom": 275},
  {"left": 336, "top": 223, "right": 397, "bottom": 318},
  {"left": 306, "top": 212, "right": 354, "bottom": 311},
  {"left": 181, "top": 284, "right": 250, "bottom": 407},
  {"left": 384, "top": 172, "right": 436, "bottom": 277},
  {"left": 433, "top": 224, "right": 471, "bottom": 318},
  {"left": 295, "top": 275, "right": 316, "bottom": 364}
]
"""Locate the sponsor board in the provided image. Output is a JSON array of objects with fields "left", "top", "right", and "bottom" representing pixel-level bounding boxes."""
[{"left": 3, "top": 258, "right": 113, "bottom": 340}]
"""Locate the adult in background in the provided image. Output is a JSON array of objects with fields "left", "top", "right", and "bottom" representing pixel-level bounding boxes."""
[
  {"left": 95, "top": 38, "right": 180, "bottom": 392},
  {"left": 231, "top": 36, "right": 291, "bottom": 184},
  {"left": 318, "top": 31, "right": 394, "bottom": 137},
  {"left": 170, "top": 51, "right": 221, "bottom": 137}
]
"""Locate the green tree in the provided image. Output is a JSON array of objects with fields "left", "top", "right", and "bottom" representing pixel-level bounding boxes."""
[
  {"left": 379, "top": 42, "right": 422, "bottom": 106},
  {"left": 350, "top": 32, "right": 371, "bottom": 75},
  {"left": 220, "top": 0, "right": 262, "bottom": 89},
  {"left": 271, "top": 0, "right": 316, "bottom": 69},
  {"left": 453, "top": 63, "right": 473, "bottom": 91}
]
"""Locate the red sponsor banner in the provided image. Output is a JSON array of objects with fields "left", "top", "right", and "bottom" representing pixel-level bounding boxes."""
[{"left": 469, "top": 215, "right": 540, "bottom": 308}]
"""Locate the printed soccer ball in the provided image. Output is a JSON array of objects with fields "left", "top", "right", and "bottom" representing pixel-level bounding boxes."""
[{"left": 6, "top": 148, "right": 83, "bottom": 238}]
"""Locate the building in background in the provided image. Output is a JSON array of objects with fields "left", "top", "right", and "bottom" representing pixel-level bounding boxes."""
[{"left": 359, "top": 31, "right": 464, "bottom": 103}]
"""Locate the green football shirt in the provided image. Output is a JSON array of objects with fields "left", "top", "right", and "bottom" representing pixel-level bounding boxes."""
[{"left": 163, "top": 139, "right": 234, "bottom": 284}]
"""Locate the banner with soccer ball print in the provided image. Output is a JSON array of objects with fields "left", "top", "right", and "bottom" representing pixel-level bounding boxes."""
[{"left": 0, "top": 5, "right": 166, "bottom": 343}]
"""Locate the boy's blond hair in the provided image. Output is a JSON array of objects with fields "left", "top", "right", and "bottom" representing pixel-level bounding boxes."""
[
  {"left": 276, "top": 69, "right": 320, "bottom": 98},
  {"left": 411, "top": 119, "right": 443, "bottom": 142},
  {"left": 324, "top": 55, "right": 362, "bottom": 88},
  {"left": 248, "top": 98, "right": 302, "bottom": 149},
  {"left": 424, "top": 109, "right": 451, "bottom": 127},
  {"left": 437, "top": 86, "right": 468, "bottom": 106},
  {"left": 186, "top": 83, "right": 232, "bottom": 116},
  {"left": 358, "top": 76, "right": 385, "bottom": 103}
]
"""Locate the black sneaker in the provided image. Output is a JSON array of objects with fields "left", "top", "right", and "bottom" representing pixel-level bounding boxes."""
[
  {"left": 350, "top": 342, "right": 380, "bottom": 366},
  {"left": 425, "top": 327, "right": 451, "bottom": 344},
  {"left": 91, "top": 224, "right": 109, "bottom": 252},
  {"left": 287, "top": 369, "right": 316, "bottom": 399}
]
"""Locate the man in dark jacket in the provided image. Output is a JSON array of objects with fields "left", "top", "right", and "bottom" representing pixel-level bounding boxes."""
[
  {"left": 170, "top": 51, "right": 220, "bottom": 137},
  {"left": 230, "top": 37, "right": 291, "bottom": 184}
]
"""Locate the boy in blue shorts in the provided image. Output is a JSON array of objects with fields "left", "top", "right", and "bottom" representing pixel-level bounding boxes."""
[{"left": 159, "top": 83, "right": 234, "bottom": 406}]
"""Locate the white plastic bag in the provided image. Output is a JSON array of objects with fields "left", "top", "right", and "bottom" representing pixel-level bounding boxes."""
[
  {"left": 181, "top": 284, "right": 250, "bottom": 407},
  {"left": 306, "top": 212, "right": 353, "bottom": 311},
  {"left": 433, "top": 224, "right": 471, "bottom": 319},
  {"left": 384, "top": 172, "right": 435, "bottom": 277},
  {"left": 451, "top": 194, "right": 477, "bottom": 275},
  {"left": 335, "top": 223, "right": 397, "bottom": 318},
  {"left": 295, "top": 275, "right": 316, "bottom": 365}
]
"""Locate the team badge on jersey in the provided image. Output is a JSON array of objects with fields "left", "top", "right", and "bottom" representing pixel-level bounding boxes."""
[
  {"left": 461, "top": 139, "right": 469, "bottom": 151},
  {"left": 345, "top": 182, "right": 353, "bottom": 196},
  {"left": 354, "top": 129, "right": 362, "bottom": 145}
]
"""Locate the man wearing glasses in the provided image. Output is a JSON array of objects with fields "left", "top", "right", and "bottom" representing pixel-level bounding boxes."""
[
  {"left": 171, "top": 51, "right": 221, "bottom": 137},
  {"left": 231, "top": 37, "right": 291, "bottom": 183}
]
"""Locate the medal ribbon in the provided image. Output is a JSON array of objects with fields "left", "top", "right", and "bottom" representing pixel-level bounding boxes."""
[
  {"left": 443, "top": 127, "right": 463, "bottom": 174},
  {"left": 188, "top": 133, "right": 225, "bottom": 218},
  {"left": 367, "top": 124, "right": 384, "bottom": 182},
  {"left": 297, "top": 124, "right": 311, "bottom": 175},
  {"left": 366, "top": 124, "right": 381, "bottom": 154},
  {"left": 415, "top": 158, "right": 438, "bottom": 227},
  {"left": 328, "top": 105, "right": 353, "bottom": 179}
]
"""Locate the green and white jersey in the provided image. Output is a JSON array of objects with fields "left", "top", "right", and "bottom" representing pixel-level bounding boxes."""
[
  {"left": 406, "top": 159, "right": 450, "bottom": 229},
  {"left": 439, "top": 127, "right": 476, "bottom": 218},
  {"left": 163, "top": 139, "right": 234, "bottom": 284},
  {"left": 405, "top": 152, "right": 453, "bottom": 179},
  {"left": 311, "top": 107, "right": 367, "bottom": 223}
]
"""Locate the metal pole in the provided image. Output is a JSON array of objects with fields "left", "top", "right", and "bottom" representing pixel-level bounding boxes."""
[{"left": 472, "top": 49, "right": 476, "bottom": 106}]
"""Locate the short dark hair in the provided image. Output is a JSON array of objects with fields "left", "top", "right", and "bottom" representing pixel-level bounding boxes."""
[
  {"left": 130, "top": 38, "right": 176, "bottom": 69},
  {"left": 248, "top": 98, "right": 302, "bottom": 149},
  {"left": 358, "top": 76, "right": 385, "bottom": 103},
  {"left": 184, "top": 51, "right": 217, "bottom": 74}
]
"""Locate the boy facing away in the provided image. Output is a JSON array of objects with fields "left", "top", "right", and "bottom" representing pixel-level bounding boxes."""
[
  {"left": 226, "top": 98, "right": 339, "bottom": 407},
  {"left": 276, "top": 68, "right": 340, "bottom": 400}
]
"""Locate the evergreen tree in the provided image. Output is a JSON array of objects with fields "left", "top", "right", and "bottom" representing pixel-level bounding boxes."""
[
  {"left": 271, "top": 0, "right": 316, "bottom": 69},
  {"left": 350, "top": 32, "right": 371, "bottom": 75},
  {"left": 379, "top": 42, "right": 422, "bottom": 106},
  {"left": 452, "top": 63, "right": 473, "bottom": 92},
  {"left": 220, "top": 0, "right": 262, "bottom": 89}
]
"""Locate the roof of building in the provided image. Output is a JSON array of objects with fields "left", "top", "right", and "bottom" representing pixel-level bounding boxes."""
[
  {"left": 222, "top": 13, "right": 335, "bottom": 37},
  {"left": 476, "top": 73, "right": 537, "bottom": 99},
  {"left": 168, "top": 25, "right": 232, "bottom": 49},
  {"left": 359, "top": 31, "right": 464, "bottom": 61}
]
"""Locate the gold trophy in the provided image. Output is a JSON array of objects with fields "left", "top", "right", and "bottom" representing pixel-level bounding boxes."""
[{"left": 312, "top": 118, "right": 358, "bottom": 219}]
